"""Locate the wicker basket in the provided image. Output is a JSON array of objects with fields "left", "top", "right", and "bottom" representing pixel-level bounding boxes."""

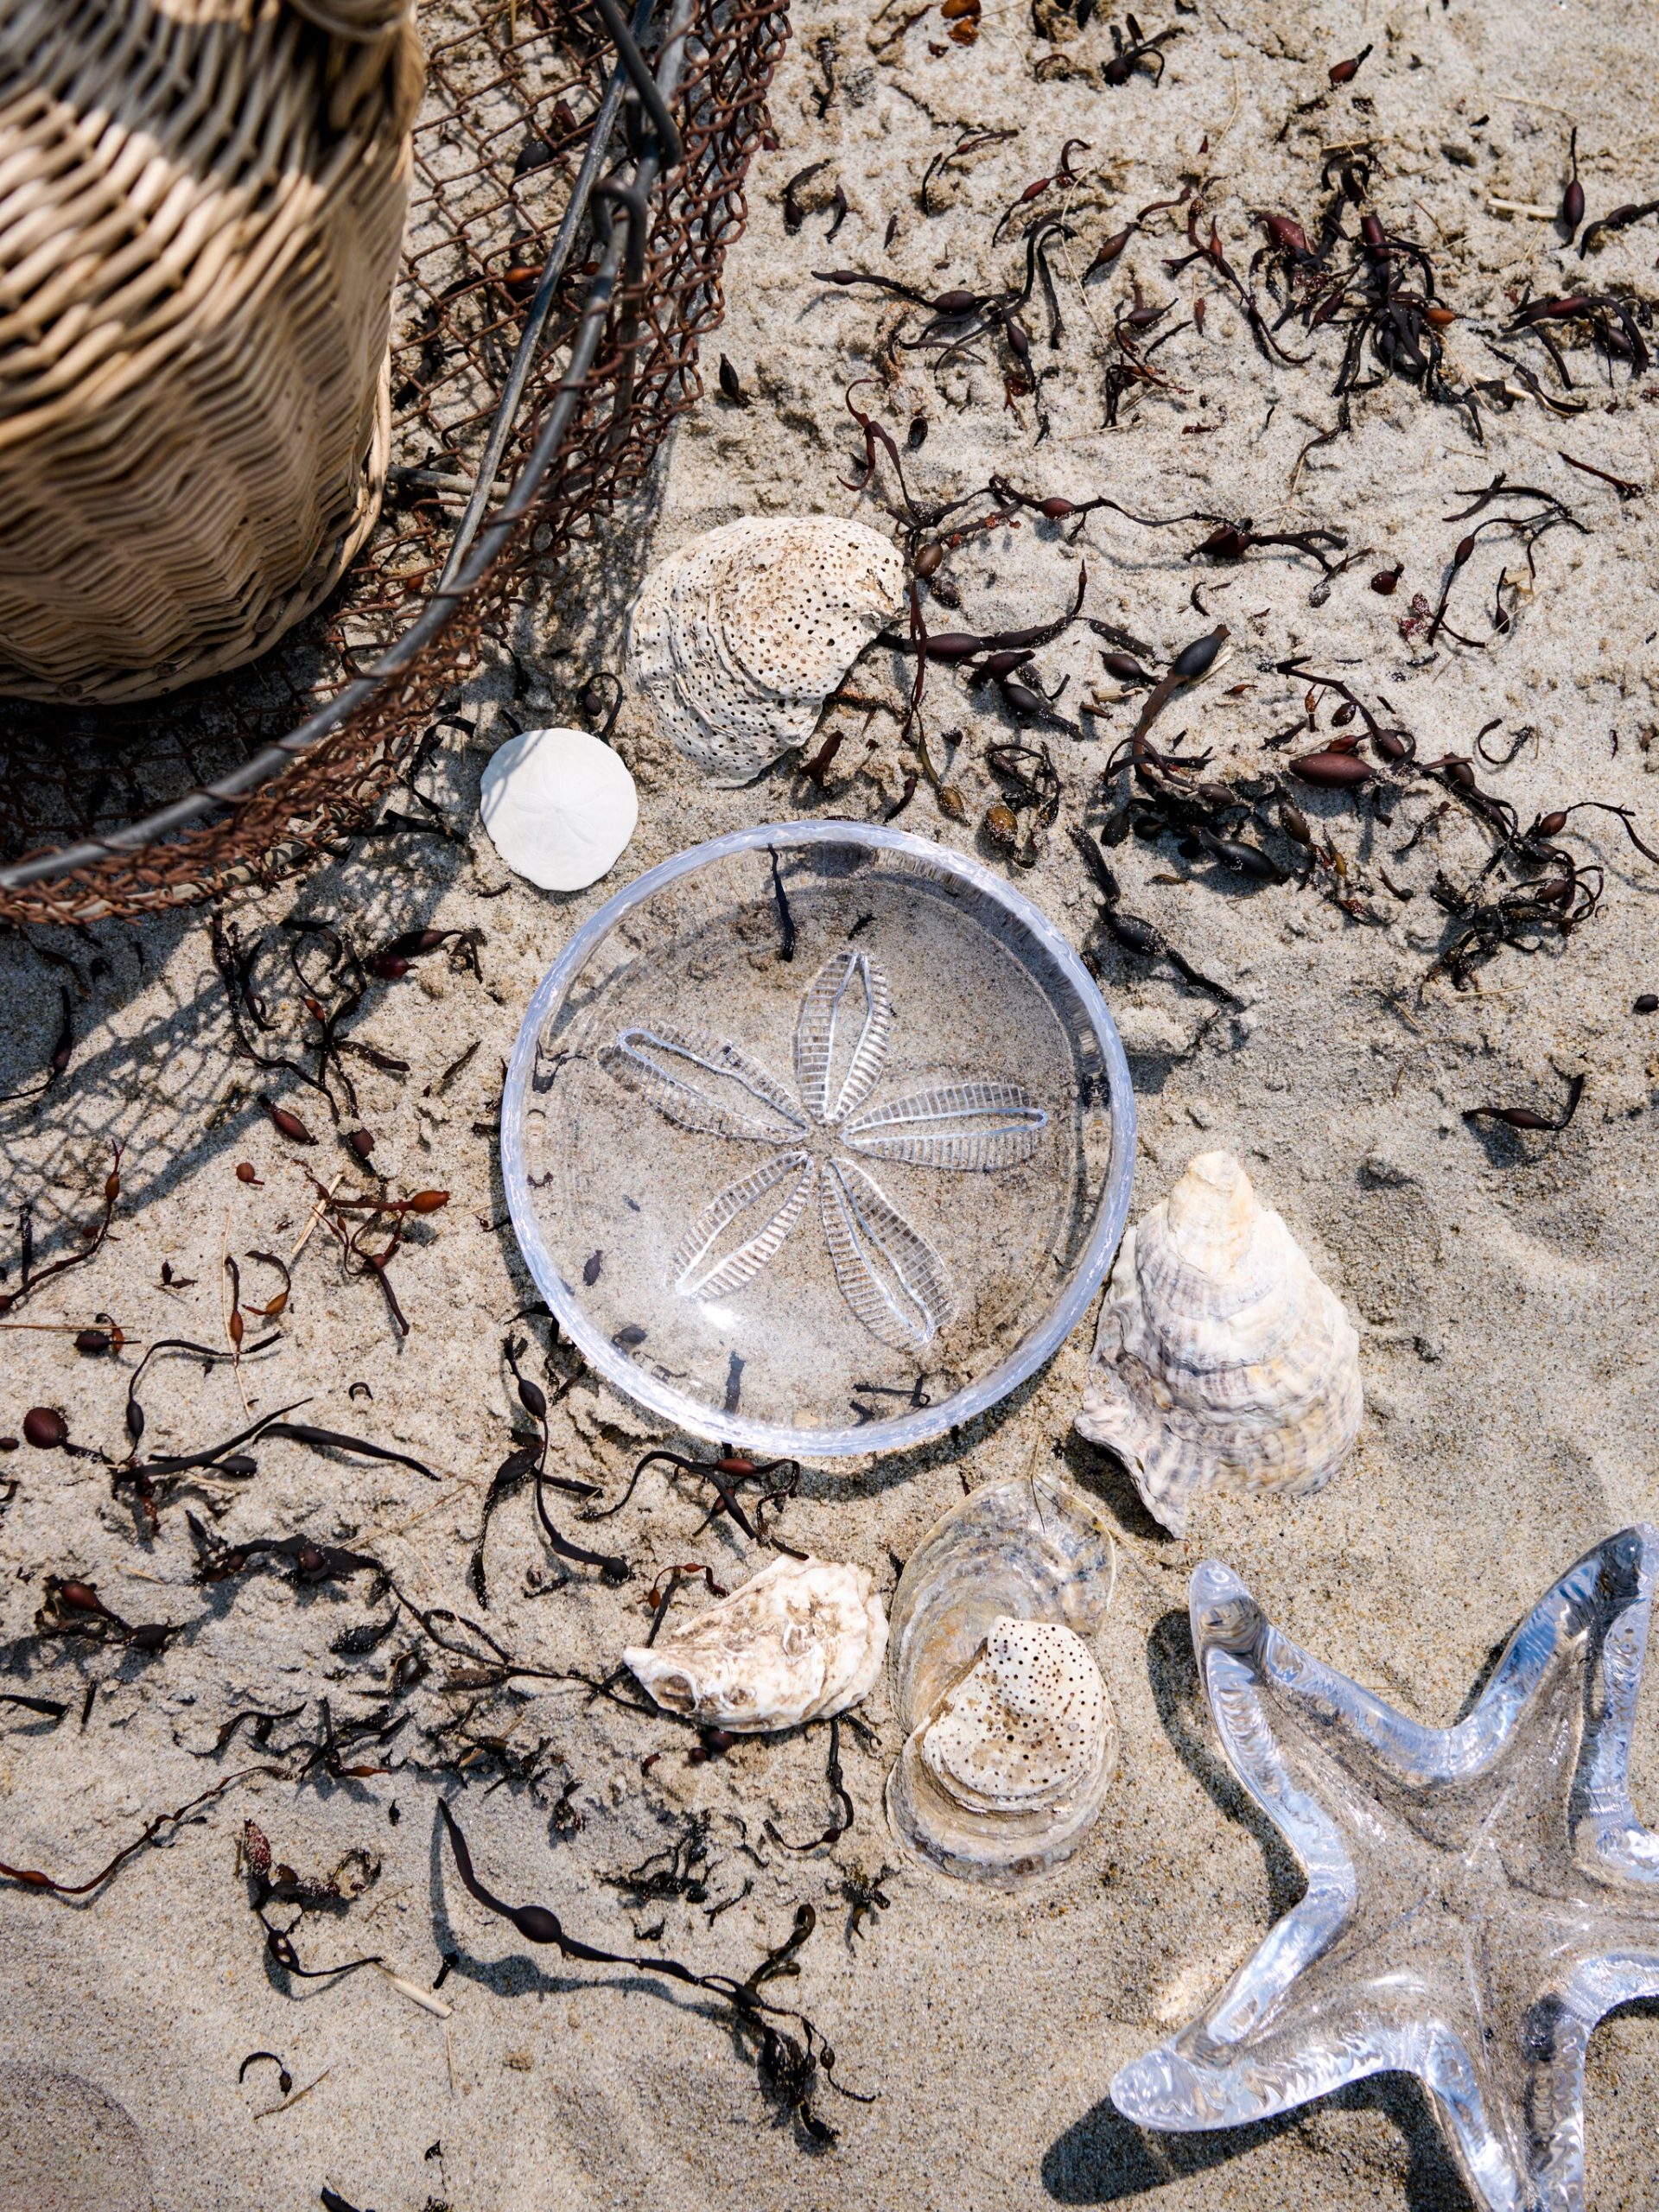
[
  {"left": 0, "top": 0, "right": 423, "bottom": 704},
  {"left": 0, "top": 0, "right": 791, "bottom": 926}
]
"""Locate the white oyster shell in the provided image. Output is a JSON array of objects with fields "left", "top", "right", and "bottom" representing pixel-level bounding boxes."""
[
  {"left": 625, "top": 516, "right": 906, "bottom": 785},
  {"left": 622, "top": 1554, "right": 887, "bottom": 1732},
  {"left": 1076, "top": 1149, "right": 1362, "bottom": 1537},
  {"left": 918, "top": 1617, "right": 1114, "bottom": 1815},
  {"left": 478, "top": 725, "right": 637, "bottom": 892},
  {"left": 885, "top": 1472, "right": 1119, "bottom": 1889}
]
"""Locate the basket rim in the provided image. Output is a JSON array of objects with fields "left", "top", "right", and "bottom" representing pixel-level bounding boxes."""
[{"left": 0, "top": 0, "right": 687, "bottom": 900}]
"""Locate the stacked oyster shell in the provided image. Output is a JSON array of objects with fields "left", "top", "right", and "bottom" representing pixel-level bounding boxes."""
[
  {"left": 626, "top": 515, "right": 905, "bottom": 784},
  {"left": 886, "top": 1473, "right": 1120, "bottom": 1889},
  {"left": 624, "top": 1555, "right": 887, "bottom": 1732},
  {"left": 1077, "top": 1150, "right": 1363, "bottom": 1535},
  {"left": 906, "top": 1616, "right": 1116, "bottom": 1855}
]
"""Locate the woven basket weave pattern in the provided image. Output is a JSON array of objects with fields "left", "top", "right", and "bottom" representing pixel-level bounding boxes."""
[
  {"left": 0, "top": 0, "right": 790, "bottom": 925},
  {"left": 0, "top": 0, "right": 422, "bottom": 702}
]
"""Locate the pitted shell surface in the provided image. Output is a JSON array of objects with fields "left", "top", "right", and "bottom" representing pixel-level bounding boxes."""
[
  {"left": 626, "top": 516, "right": 906, "bottom": 784},
  {"left": 885, "top": 1472, "right": 1120, "bottom": 1888},
  {"left": 918, "top": 1617, "right": 1111, "bottom": 1815}
]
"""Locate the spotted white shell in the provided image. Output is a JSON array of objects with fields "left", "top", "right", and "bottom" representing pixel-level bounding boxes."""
[
  {"left": 918, "top": 1617, "right": 1113, "bottom": 1814},
  {"left": 625, "top": 516, "right": 905, "bottom": 785},
  {"left": 622, "top": 1554, "right": 887, "bottom": 1732},
  {"left": 1076, "top": 1149, "right": 1362, "bottom": 1537},
  {"left": 886, "top": 1472, "right": 1119, "bottom": 1888},
  {"left": 478, "top": 725, "right": 638, "bottom": 891}
]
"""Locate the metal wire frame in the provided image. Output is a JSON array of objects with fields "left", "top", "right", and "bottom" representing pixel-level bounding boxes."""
[{"left": 0, "top": 0, "right": 791, "bottom": 926}]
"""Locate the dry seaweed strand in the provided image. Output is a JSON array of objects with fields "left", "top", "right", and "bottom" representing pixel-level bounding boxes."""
[
  {"left": 0, "top": 1145, "right": 122, "bottom": 1317},
  {"left": 766, "top": 1716, "right": 856, "bottom": 1852},
  {"left": 585, "top": 1445, "right": 803, "bottom": 1553},
  {"left": 0, "top": 1768, "right": 280, "bottom": 1896},
  {"left": 439, "top": 1800, "right": 867, "bottom": 2144}
]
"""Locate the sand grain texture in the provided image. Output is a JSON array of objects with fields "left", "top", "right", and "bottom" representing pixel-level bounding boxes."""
[{"left": 3, "top": 0, "right": 1659, "bottom": 2205}]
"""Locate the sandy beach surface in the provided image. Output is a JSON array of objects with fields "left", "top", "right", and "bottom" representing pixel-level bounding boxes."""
[{"left": 4, "top": 1, "right": 1659, "bottom": 2206}]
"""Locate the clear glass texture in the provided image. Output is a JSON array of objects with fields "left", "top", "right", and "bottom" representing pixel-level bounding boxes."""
[
  {"left": 501, "top": 823, "right": 1135, "bottom": 1457},
  {"left": 1112, "top": 1524, "right": 1659, "bottom": 2212}
]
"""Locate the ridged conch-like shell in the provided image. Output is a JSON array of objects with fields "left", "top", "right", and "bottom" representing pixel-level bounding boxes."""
[
  {"left": 1076, "top": 1150, "right": 1362, "bottom": 1537},
  {"left": 886, "top": 1473, "right": 1119, "bottom": 1888},
  {"left": 623, "top": 1554, "right": 887, "bottom": 1732},
  {"left": 626, "top": 516, "right": 906, "bottom": 785}
]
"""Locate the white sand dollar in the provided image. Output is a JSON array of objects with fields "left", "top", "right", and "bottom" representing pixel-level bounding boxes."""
[{"left": 478, "top": 725, "right": 638, "bottom": 892}]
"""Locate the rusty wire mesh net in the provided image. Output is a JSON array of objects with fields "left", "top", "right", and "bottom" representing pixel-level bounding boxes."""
[{"left": 0, "top": 0, "right": 789, "bottom": 929}]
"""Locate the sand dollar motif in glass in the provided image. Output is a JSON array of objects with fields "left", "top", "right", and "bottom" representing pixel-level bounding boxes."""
[{"left": 501, "top": 823, "right": 1135, "bottom": 1456}]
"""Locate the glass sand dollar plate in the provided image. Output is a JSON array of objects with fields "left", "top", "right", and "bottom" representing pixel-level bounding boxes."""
[{"left": 501, "top": 823, "right": 1135, "bottom": 1456}]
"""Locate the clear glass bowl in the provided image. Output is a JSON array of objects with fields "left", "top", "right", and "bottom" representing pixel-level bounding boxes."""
[{"left": 501, "top": 823, "right": 1136, "bottom": 1457}]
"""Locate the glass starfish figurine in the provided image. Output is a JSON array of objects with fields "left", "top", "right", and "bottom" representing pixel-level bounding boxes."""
[{"left": 1113, "top": 1525, "right": 1659, "bottom": 2212}]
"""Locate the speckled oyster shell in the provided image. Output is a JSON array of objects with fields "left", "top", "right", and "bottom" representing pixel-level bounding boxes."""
[
  {"left": 625, "top": 516, "right": 906, "bottom": 785},
  {"left": 622, "top": 1554, "right": 887, "bottom": 1732},
  {"left": 886, "top": 1472, "right": 1119, "bottom": 1889},
  {"left": 1076, "top": 1150, "right": 1362, "bottom": 1538}
]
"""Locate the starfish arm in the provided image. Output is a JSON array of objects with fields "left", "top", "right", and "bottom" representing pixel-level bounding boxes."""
[
  {"left": 1439, "top": 1524, "right": 1659, "bottom": 1796},
  {"left": 794, "top": 950, "right": 891, "bottom": 1124},
  {"left": 1520, "top": 1951, "right": 1659, "bottom": 2212},
  {"left": 1112, "top": 2010, "right": 1404, "bottom": 2132},
  {"left": 1119, "top": 1936, "right": 1541, "bottom": 2212},
  {"left": 672, "top": 1152, "right": 815, "bottom": 1297},
  {"left": 1104, "top": 1574, "right": 1362, "bottom": 2071},
  {"left": 842, "top": 1079, "right": 1047, "bottom": 1169},
  {"left": 1568, "top": 1526, "right": 1659, "bottom": 1867},
  {"left": 1195, "top": 1530, "right": 1659, "bottom": 1825},
  {"left": 1116, "top": 2004, "right": 1529, "bottom": 2212},
  {"left": 819, "top": 1159, "right": 953, "bottom": 1349},
  {"left": 601, "top": 1023, "right": 805, "bottom": 1143},
  {"left": 1190, "top": 1565, "right": 1362, "bottom": 1964}
]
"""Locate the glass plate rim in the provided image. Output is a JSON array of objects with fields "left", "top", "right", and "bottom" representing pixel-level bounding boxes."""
[{"left": 499, "top": 818, "right": 1138, "bottom": 1459}]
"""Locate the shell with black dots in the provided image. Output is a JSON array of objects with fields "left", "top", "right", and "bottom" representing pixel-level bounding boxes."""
[
  {"left": 919, "top": 1617, "right": 1112, "bottom": 1813},
  {"left": 886, "top": 1471, "right": 1120, "bottom": 1888},
  {"left": 625, "top": 515, "right": 906, "bottom": 785}
]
